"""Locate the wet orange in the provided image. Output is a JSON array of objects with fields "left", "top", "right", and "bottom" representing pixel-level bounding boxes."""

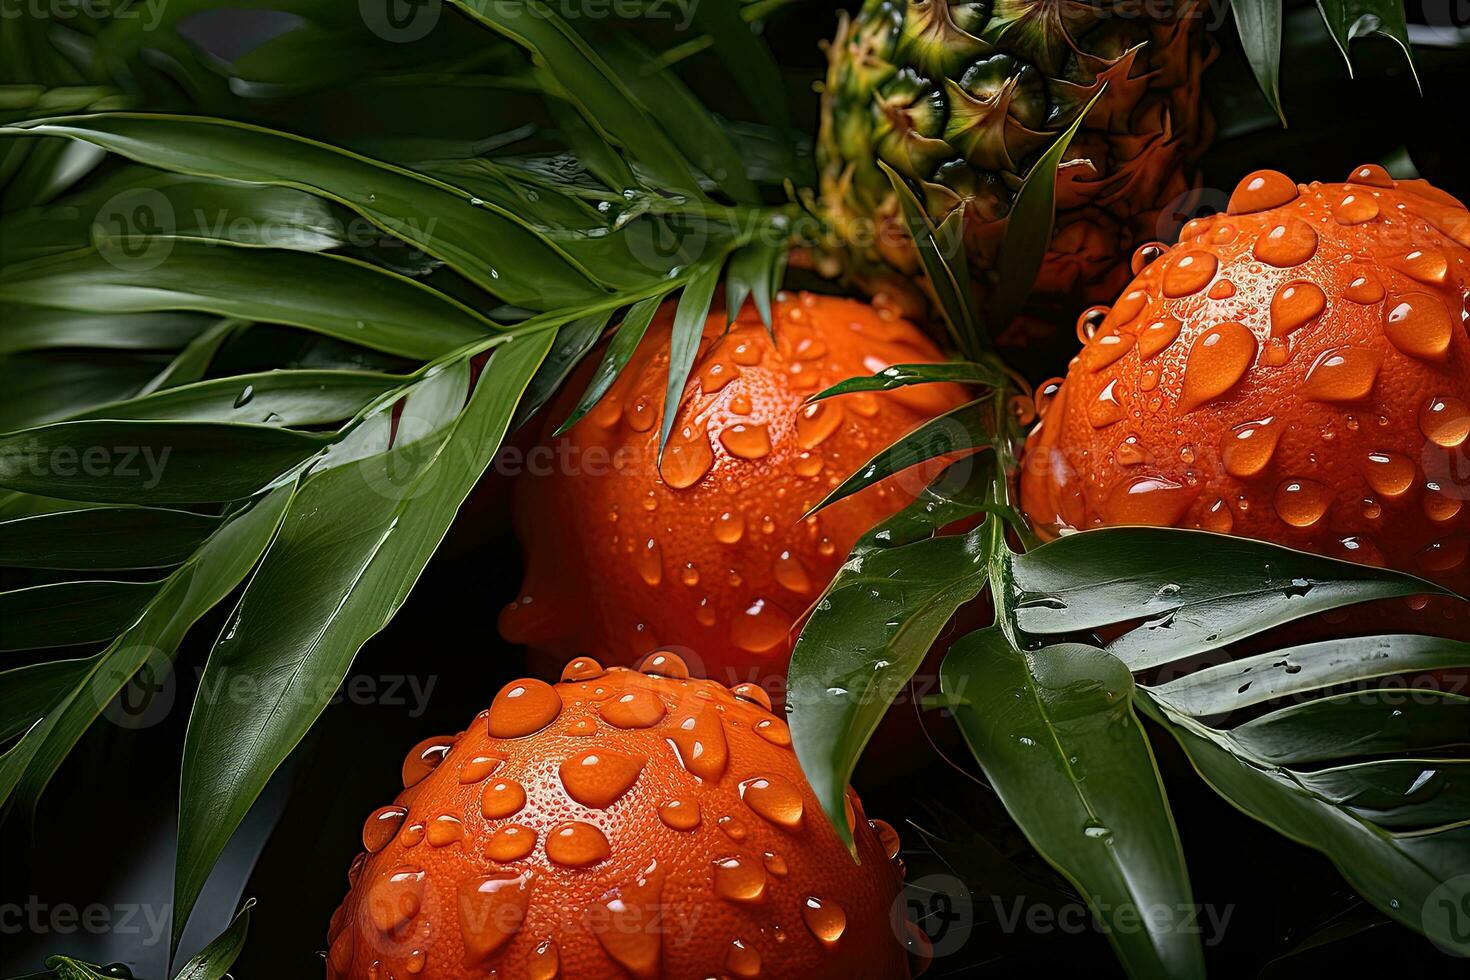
[
  {"left": 1021, "top": 166, "right": 1470, "bottom": 618},
  {"left": 501, "top": 292, "right": 969, "bottom": 684},
  {"left": 326, "top": 654, "right": 909, "bottom": 979}
]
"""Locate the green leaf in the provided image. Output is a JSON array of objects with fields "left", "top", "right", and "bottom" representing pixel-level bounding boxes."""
[
  {"left": 556, "top": 294, "right": 666, "bottom": 435},
  {"left": 1315, "top": 0, "right": 1419, "bottom": 90},
  {"left": 878, "top": 161, "right": 978, "bottom": 353},
  {"left": 514, "top": 311, "right": 611, "bottom": 428},
  {"left": 807, "top": 361, "right": 1005, "bottom": 402},
  {"left": 988, "top": 86, "right": 1105, "bottom": 332},
  {"left": 658, "top": 262, "right": 721, "bottom": 457},
  {"left": 1227, "top": 689, "right": 1469, "bottom": 766},
  {"left": 0, "top": 307, "right": 211, "bottom": 356},
  {"left": 73, "top": 369, "right": 403, "bottom": 426},
  {"left": 943, "top": 631, "right": 1204, "bottom": 978},
  {"left": 0, "top": 579, "right": 161, "bottom": 651},
  {"left": 685, "top": 0, "right": 792, "bottom": 143},
  {"left": 1293, "top": 758, "right": 1470, "bottom": 830},
  {"left": 0, "top": 485, "right": 293, "bottom": 813},
  {"left": 173, "top": 330, "right": 553, "bottom": 944},
  {"left": 173, "top": 898, "right": 254, "bottom": 980},
  {"left": 0, "top": 420, "right": 330, "bottom": 503},
  {"left": 0, "top": 506, "right": 219, "bottom": 570},
  {"left": 1, "top": 243, "right": 496, "bottom": 360},
  {"left": 1148, "top": 634, "right": 1470, "bottom": 718},
  {"left": 725, "top": 239, "right": 786, "bottom": 328},
  {"left": 1231, "top": 0, "right": 1286, "bottom": 125},
  {"left": 790, "top": 505, "right": 993, "bottom": 851},
  {"left": 809, "top": 400, "right": 990, "bottom": 514},
  {"left": 0, "top": 657, "right": 91, "bottom": 743},
  {"left": 1007, "top": 529, "right": 1449, "bottom": 669},
  {"left": 2, "top": 113, "right": 606, "bottom": 308},
  {"left": 1136, "top": 693, "right": 1470, "bottom": 955}
]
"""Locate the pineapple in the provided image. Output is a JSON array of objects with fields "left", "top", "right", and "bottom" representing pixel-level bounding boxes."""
[{"left": 818, "top": 0, "right": 1215, "bottom": 312}]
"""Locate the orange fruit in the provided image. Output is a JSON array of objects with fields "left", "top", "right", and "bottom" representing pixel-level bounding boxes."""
[
  {"left": 1020, "top": 165, "right": 1470, "bottom": 621},
  {"left": 500, "top": 292, "right": 969, "bottom": 684},
  {"left": 325, "top": 653, "right": 909, "bottom": 979}
]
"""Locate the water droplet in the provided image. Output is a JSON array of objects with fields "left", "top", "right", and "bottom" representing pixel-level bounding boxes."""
[
  {"left": 802, "top": 896, "right": 848, "bottom": 946},
  {"left": 1208, "top": 279, "right": 1237, "bottom": 300},
  {"left": 599, "top": 688, "right": 666, "bottom": 729},
  {"left": 1274, "top": 479, "right": 1333, "bottom": 527},
  {"left": 398, "top": 822, "right": 425, "bottom": 847},
  {"left": 1080, "top": 331, "right": 1136, "bottom": 372},
  {"left": 1130, "top": 241, "right": 1169, "bottom": 275},
  {"left": 368, "top": 867, "right": 425, "bottom": 935},
  {"left": 1363, "top": 451, "right": 1416, "bottom": 498},
  {"left": 1343, "top": 271, "right": 1385, "bottom": 304},
  {"left": 595, "top": 862, "right": 666, "bottom": 977},
  {"left": 233, "top": 385, "right": 254, "bottom": 408},
  {"left": 1076, "top": 305, "right": 1109, "bottom": 344},
  {"left": 623, "top": 394, "right": 655, "bottom": 432},
  {"left": 739, "top": 775, "right": 804, "bottom": 830},
  {"left": 459, "top": 754, "right": 504, "bottom": 785},
  {"left": 1253, "top": 216, "right": 1318, "bottom": 267},
  {"left": 797, "top": 401, "right": 843, "bottom": 449},
  {"left": 561, "top": 657, "right": 605, "bottom": 682},
  {"left": 1035, "top": 377, "right": 1065, "bottom": 417},
  {"left": 641, "top": 651, "right": 689, "bottom": 678},
  {"left": 713, "top": 854, "right": 768, "bottom": 903},
  {"left": 1228, "top": 170, "right": 1298, "bottom": 214},
  {"left": 1104, "top": 476, "right": 1197, "bottom": 527},
  {"left": 726, "top": 938, "right": 762, "bottom": 977},
  {"left": 1178, "top": 322, "right": 1257, "bottom": 412},
  {"left": 718, "top": 814, "right": 749, "bottom": 840},
  {"left": 481, "top": 779, "right": 527, "bottom": 819},
  {"left": 401, "top": 736, "right": 453, "bottom": 788},
  {"left": 457, "top": 870, "right": 532, "bottom": 968},
  {"left": 363, "top": 805, "right": 408, "bottom": 853},
  {"left": 1419, "top": 534, "right": 1469, "bottom": 572},
  {"left": 715, "top": 510, "right": 745, "bottom": 543},
  {"left": 731, "top": 683, "right": 773, "bottom": 711},
  {"left": 1424, "top": 485, "right": 1463, "bottom": 523},
  {"left": 1200, "top": 498, "right": 1234, "bottom": 533},
  {"left": 1392, "top": 249, "right": 1450, "bottom": 286},
  {"left": 1420, "top": 396, "right": 1470, "bottom": 447},
  {"left": 485, "top": 824, "right": 536, "bottom": 862},
  {"left": 731, "top": 340, "right": 762, "bottom": 365},
  {"left": 1270, "top": 281, "right": 1327, "bottom": 337},
  {"left": 1162, "top": 251, "right": 1218, "bottom": 297},
  {"left": 1383, "top": 292, "right": 1452, "bottom": 361},
  {"left": 1110, "top": 288, "right": 1149, "bottom": 326},
  {"left": 660, "top": 424, "right": 713, "bottom": 489},
  {"left": 870, "top": 818, "right": 902, "bottom": 860},
  {"left": 1347, "top": 163, "right": 1394, "bottom": 188},
  {"left": 546, "top": 821, "right": 611, "bottom": 867},
  {"left": 528, "top": 938, "right": 560, "bottom": 980},
  {"left": 559, "top": 748, "right": 646, "bottom": 808},
  {"left": 487, "top": 679, "right": 562, "bottom": 738},
  {"left": 636, "top": 538, "right": 663, "bottom": 587},
  {"left": 1087, "top": 378, "right": 1126, "bottom": 428},
  {"left": 1116, "top": 434, "right": 1147, "bottom": 466},
  {"left": 659, "top": 797, "right": 701, "bottom": 831},
  {"left": 1302, "top": 347, "right": 1380, "bottom": 402},
  {"left": 667, "top": 708, "right": 729, "bottom": 780},
  {"left": 731, "top": 598, "right": 790, "bottom": 654},
  {"left": 1332, "top": 192, "right": 1380, "bottom": 224},
  {"left": 701, "top": 360, "right": 740, "bottom": 393}
]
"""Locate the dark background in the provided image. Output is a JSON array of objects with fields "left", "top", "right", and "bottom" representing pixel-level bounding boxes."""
[{"left": 4, "top": 2, "right": 1470, "bottom": 977}]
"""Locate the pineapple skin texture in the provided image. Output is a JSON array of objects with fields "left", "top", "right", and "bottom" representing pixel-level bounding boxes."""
[{"left": 818, "top": 0, "right": 1216, "bottom": 315}]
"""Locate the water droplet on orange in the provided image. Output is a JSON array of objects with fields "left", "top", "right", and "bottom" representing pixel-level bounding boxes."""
[
  {"left": 561, "top": 657, "right": 605, "bottom": 682},
  {"left": 713, "top": 854, "right": 768, "bottom": 903},
  {"left": 870, "top": 818, "right": 902, "bottom": 860},
  {"left": 1421, "top": 396, "right": 1470, "bottom": 447},
  {"left": 1384, "top": 292, "right": 1452, "bottom": 361},
  {"left": 1178, "top": 322, "right": 1257, "bottom": 412},
  {"left": 730, "top": 598, "right": 790, "bottom": 654},
  {"left": 660, "top": 424, "right": 713, "bottom": 489},
  {"left": 754, "top": 717, "right": 791, "bottom": 745},
  {"left": 1104, "top": 476, "right": 1198, "bottom": 527},
  {"left": 731, "top": 682, "right": 773, "bottom": 712},
  {"left": 797, "top": 401, "right": 843, "bottom": 450},
  {"left": 481, "top": 778, "right": 527, "bottom": 819},
  {"left": 363, "top": 805, "right": 407, "bottom": 853},
  {"left": 667, "top": 708, "right": 729, "bottom": 780},
  {"left": 1138, "top": 318, "right": 1182, "bottom": 360},
  {"left": 1076, "top": 305, "right": 1108, "bottom": 344},
  {"left": 636, "top": 538, "right": 664, "bottom": 587},
  {"left": 594, "top": 862, "right": 666, "bottom": 978},
  {"left": 774, "top": 551, "right": 813, "bottom": 594},
  {"left": 1343, "top": 271, "right": 1385, "bottom": 304},
  {"left": 1116, "top": 434, "right": 1147, "bottom": 466},
  {"left": 1270, "top": 281, "right": 1327, "bottom": 337},
  {"left": 1130, "top": 241, "right": 1169, "bottom": 275},
  {"left": 485, "top": 824, "right": 536, "bottom": 862},
  {"left": 1340, "top": 535, "right": 1386, "bottom": 565},
  {"left": 802, "top": 896, "right": 848, "bottom": 946},
  {"left": 1080, "top": 331, "right": 1136, "bottom": 372},
  {"left": 1347, "top": 164, "right": 1394, "bottom": 188},
  {"left": 1395, "top": 249, "right": 1450, "bottom": 286},
  {"left": 639, "top": 651, "right": 689, "bottom": 678},
  {"left": 546, "top": 821, "right": 611, "bottom": 867},
  {"left": 1208, "top": 280, "right": 1237, "bottom": 300},
  {"left": 1229, "top": 170, "right": 1298, "bottom": 214},
  {"left": 367, "top": 866, "right": 425, "bottom": 935},
  {"left": 401, "top": 736, "right": 453, "bottom": 788},
  {"left": 718, "top": 814, "right": 749, "bottom": 840},
  {"left": 528, "top": 938, "right": 560, "bottom": 980},
  {"left": 1274, "top": 479, "right": 1333, "bottom": 527},
  {"left": 1302, "top": 347, "right": 1380, "bottom": 402},
  {"left": 715, "top": 510, "right": 745, "bottom": 544},
  {"left": 1162, "top": 251, "right": 1218, "bottom": 297},
  {"left": 1363, "top": 452, "right": 1416, "bottom": 498},
  {"left": 1333, "top": 192, "right": 1380, "bottom": 224},
  {"left": 1109, "top": 288, "right": 1149, "bottom": 327},
  {"left": 1087, "top": 378, "right": 1126, "bottom": 428},
  {"left": 739, "top": 775, "right": 804, "bottom": 830},
  {"left": 849, "top": 392, "right": 879, "bottom": 417},
  {"left": 1200, "top": 498, "right": 1235, "bottom": 533},
  {"left": 726, "top": 938, "right": 763, "bottom": 977},
  {"left": 731, "top": 340, "right": 762, "bottom": 366},
  {"left": 730, "top": 393, "right": 754, "bottom": 416},
  {"left": 1424, "top": 485, "right": 1463, "bottom": 523},
  {"left": 658, "top": 797, "right": 701, "bottom": 831},
  {"left": 1253, "top": 217, "right": 1318, "bottom": 267},
  {"left": 487, "top": 679, "right": 562, "bottom": 738},
  {"left": 624, "top": 394, "right": 655, "bottom": 432},
  {"left": 701, "top": 360, "right": 740, "bottom": 393},
  {"left": 398, "top": 822, "right": 425, "bottom": 848},
  {"left": 597, "top": 686, "right": 667, "bottom": 729},
  {"left": 457, "top": 870, "right": 532, "bottom": 968},
  {"left": 559, "top": 749, "right": 646, "bottom": 808},
  {"left": 459, "top": 754, "right": 504, "bottom": 785},
  {"left": 1419, "top": 534, "right": 1469, "bottom": 572},
  {"left": 695, "top": 598, "right": 717, "bottom": 626}
]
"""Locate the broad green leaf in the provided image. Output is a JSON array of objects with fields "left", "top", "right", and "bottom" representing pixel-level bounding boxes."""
[
  {"left": 1294, "top": 758, "right": 1470, "bottom": 829},
  {"left": 0, "top": 419, "right": 330, "bottom": 503},
  {"left": 790, "top": 508, "right": 992, "bottom": 851},
  {"left": 1228, "top": 689, "right": 1469, "bottom": 765},
  {"left": 173, "top": 898, "right": 254, "bottom": 980},
  {"left": 1315, "top": 0, "right": 1418, "bottom": 89},
  {"left": 1007, "top": 529, "right": 1449, "bottom": 669},
  {"left": 0, "top": 485, "right": 293, "bottom": 813},
  {"left": 174, "top": 331, "right": 553, "bottom": 943},
  {"left": 809, "top": 399, "right": 990, "bottom": 514},
  {"left": 1231, "top": 0, "right": 1286, "bottom": 125},
  {"left": 988, "top": 87, "right": 1104, "bottom": 331},
  {"left": 0, "top": 307, "right": 211, "bottom": 355},
  {"left": 1148, "top": 634, "right": 1470, "bottom": 718},
  {"left": 0, "top": 579, "right": 161, "bottom": 651},
  {"left": 0, "top": 506, "right": 219, "bottom": 570},
  {"left": 0, "top": 657, "right": 91, "bottom": 743},
  {"left": 2, "top": 113, "right": 606, "bottom": 307},
  {"left": 1137, "top": 693, "right": 1470, "bottom": 955},
  {"left": 658, "top": 262, "right": 722, "bottom": 456},
  {"left": 556, "top": 294, "right": 666, "bottom": 435},
  {"left": 138, "top": 318, "right": 242, "bottom": 395},
  {"left": 74, "top": 370, "right": 403, "bottom": 426},
  {"left": 0, "top": 353, "right": 164, "bottom": 431},
  {"left": 943, "top": 632, "right": 1204, "bottom": 978},
  {"left": 1, "top": 243, "right": 496, "bottom": 360},
  {"left": 807, "top": 361, "right": 1005, "bottom": 402}
]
